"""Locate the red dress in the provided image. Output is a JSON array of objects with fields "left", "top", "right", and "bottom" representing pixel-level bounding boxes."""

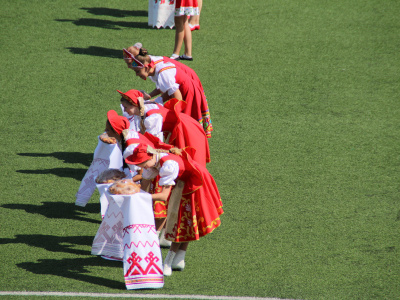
[
  {"left": 160, "top": 150, "right": 223, "bottom": 242},
  {"left": 145, "top": 99, "right": 211, "bottom": 166},
  {"left": 151, "top": 56, "right": 213, "bottom": 137},
  {"left": 163, "top": 57, "right": 202, "bottom": 84},
  {"left": 175, "top": 0, "right": 199, "bottom": 16}
]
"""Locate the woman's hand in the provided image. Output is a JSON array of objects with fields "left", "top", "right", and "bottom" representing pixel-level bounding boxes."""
[
  {"left": 142, "top": 92, "right": 151, "bottom": 100},
  {"left": 151, "top": 185, "right": 172, "bottom": 202}
]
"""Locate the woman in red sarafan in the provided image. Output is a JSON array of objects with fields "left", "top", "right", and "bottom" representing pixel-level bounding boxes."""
[
  {"left": 118, "top": 89, "right": 211, "bottom": 166},
  {"left": 125, "top": 143, "right": 223, "bottom": 276},
  {"left": 122, "top": 47, "right": 213, "bottom": 138}
]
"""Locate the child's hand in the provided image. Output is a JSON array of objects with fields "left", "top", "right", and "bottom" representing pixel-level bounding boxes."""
[{"left": 141, "top": 91, "right": 151, "bottom": 100}]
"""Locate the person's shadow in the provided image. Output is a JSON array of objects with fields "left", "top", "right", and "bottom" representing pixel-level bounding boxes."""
[
  {"left": 17, "top": 152, "right": 92, "bottom": 181},
  {"left": 58, "top": 7, "right": 154, "bottom": 60},
  {"left": 18, "top": 152, "right": 93, "bottom": 167},
  {"left": 79, "top": 7, "right": 147, "bottom": 18},
  {"left": 1, "top": 202, "right": 101, "bottom": 224},
  {"left": 0, "top": 234, "right": 95, "bottom": 256},
  {"left": 66, "top": 46, "right": 122, "bottom": 59},
  {"left": 17, "top": 257, "right": 123, "bottom": 289},
  {"left": 56, "top": 6, "right": 148, "bottom": 30}
]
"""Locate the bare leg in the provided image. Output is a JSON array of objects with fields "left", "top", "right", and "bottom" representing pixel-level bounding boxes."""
[
  {"left": 189, "top": 0, "right": 202, "bottom": 26},
  {"left": 183, "top": 18, "right": 192, "bottom": 57},
  {"left": 172, "top": 15, "right": 186, "bottom": 56},
  {"left": 155, "top": 218, "right": 165, "bottom": 232},
  {"left": 170, "top": 242, "right": 189, "bottom": 252}
]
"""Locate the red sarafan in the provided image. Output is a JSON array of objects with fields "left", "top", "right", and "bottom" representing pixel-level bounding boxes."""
[{"left": 108, "top": 179, "right": 141, "bottom": 195}]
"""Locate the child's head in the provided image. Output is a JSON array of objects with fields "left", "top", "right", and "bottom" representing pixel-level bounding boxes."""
[
  {"left": 123, "top": 47, "right": 153, "bottom": 80},
  {"left": 125, "top": 143, "right": 156, "bottom": 169},
  {"left": 105, "top": 110, "right": 130, "bottom": 140},
  {"left": 122, "top": 42, "right": 142, "bottom": 68},
  {"left": 125, "top": 143, "right": 183, "bottom": 169},
  {"left": 118, "top": 89, "right": 144, "bottom": 116}
]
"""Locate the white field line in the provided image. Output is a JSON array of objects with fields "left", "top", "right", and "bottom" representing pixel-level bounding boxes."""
[{"left": 0, "top": 291, "right": 295, "bottom": 300}]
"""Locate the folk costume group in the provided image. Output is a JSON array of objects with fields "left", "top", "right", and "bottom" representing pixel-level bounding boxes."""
[{"left": 75, "top": 41, "right": 223, "bottom": 290}]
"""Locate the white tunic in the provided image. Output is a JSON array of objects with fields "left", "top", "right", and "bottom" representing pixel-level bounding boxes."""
[{"left": 149, "top": 56, "right": 180, "bottom": 96}]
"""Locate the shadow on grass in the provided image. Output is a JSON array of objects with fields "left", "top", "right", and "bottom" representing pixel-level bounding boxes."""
[
  {"left": 17, "top": 152, "right": 92, "bottom": 181},
  {"left": 66, "top": 46, "right": 122, "bottom": 59},
  {"left": 18, "top": 152, "right": 93, "bottom": 167},
  {"left": 80, "top": 7, "right": 147, "bottom": 18},
  {"left": 0, "top": 234, "right": 95, "bottom": 256},
  {"left": 17, "top": 257, "right": 123, "bottom": 289},
  {"left": 55, "top": 18, "right": 148, "bottom": 30},
  {"left": 1, "top": 202, "right": 101, "bottom": 224},
  {"left": 16, "top": 167, "right": 87, "bottom": 181}
]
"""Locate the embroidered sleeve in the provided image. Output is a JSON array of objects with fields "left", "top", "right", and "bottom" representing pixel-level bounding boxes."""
[
  {"left": 157, "top": 67, "right": 179, "bottom": 96},
  {"left": 159, "top": 160, "right": 179, "bottom": 186}
]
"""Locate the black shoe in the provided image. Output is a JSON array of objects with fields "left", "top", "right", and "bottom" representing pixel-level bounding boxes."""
[{"left": 179, "top": 55, "right": 193, "bottom": 61}]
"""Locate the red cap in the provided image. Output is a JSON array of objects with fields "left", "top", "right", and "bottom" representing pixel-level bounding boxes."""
[
  {"left": 107, "top": 110, "right": 130, "bottom": 135},
  {"left": 117, "top": 89, "right": 143, "bottom": 106},
  {"left": 125, "top": 143, "right": 153, "bottom": 165}
]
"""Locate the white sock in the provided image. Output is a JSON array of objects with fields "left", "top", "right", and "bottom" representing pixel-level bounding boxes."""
[
  {"left": 181, "top": 54, "right": 192, "bottom": 59},
  {"left": 170, "top": 54, "right": 179, "bottom": 59}
]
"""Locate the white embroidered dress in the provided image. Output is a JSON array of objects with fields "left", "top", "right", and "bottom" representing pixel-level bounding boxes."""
[{"left": 148, "top": 0, "right": 175, "bottom": 29}]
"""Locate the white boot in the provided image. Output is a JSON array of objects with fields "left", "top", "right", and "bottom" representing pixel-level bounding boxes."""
[
  {"left": 171, "top": 249, "right": 186, "bottom": 270},
  {"left": 163, "top": 251, "right": 176, "bottom": 276},
  {"left": 159, "top": 228, "right": 172, "bottom": 248}
]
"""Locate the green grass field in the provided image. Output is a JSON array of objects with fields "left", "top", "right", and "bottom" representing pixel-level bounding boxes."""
[{"left": 1, "top": 0, "right": 399, "bottom": 299}]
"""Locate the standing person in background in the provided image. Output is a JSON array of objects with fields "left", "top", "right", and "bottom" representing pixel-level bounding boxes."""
[
  {"left": 170, "top": 0, "right": 199, "bottom": 61},
  {"left": 188, "top": 0, "right": 202, "bottom": 31}
]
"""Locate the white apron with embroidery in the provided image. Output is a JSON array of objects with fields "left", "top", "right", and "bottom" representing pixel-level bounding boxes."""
[
  {"left": 92, "top": 190, "right": 164, "bottom": 289},
  {"left": 75, "top": 137, "right": 123, "bottom": 207}
]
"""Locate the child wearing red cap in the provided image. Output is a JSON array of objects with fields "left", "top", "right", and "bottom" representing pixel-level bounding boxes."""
[
  {"left": 107, "top": 105, "right": 170, "bottom": 246},
  {"left": 118, "top": 89, "right": 210, "bottom": 167},
  {"left": 99, "top": 110, "right": 172, "bottom": 247},
  {"left": 125, "top": 142, "right": 223, "bottom": 276},
  {"left": 122, "top": 47, "right": 212, "bottom": 138}
]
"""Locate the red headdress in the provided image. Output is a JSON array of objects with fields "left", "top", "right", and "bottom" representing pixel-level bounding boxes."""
[
  {"left": 117, "top": 89, "right": 143, "bottom": 106},
  {"left": 117, "top": 89, "right": 145, "bottom": 116},
  {"left": 107, "top": 110, "right": 130, "bottom": 135},
  {"left": 125, "top": 143, "right": 153, "bottom": 165},
  {"left": 123, "top": 48, "right": 145, "bottom": 68}
]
